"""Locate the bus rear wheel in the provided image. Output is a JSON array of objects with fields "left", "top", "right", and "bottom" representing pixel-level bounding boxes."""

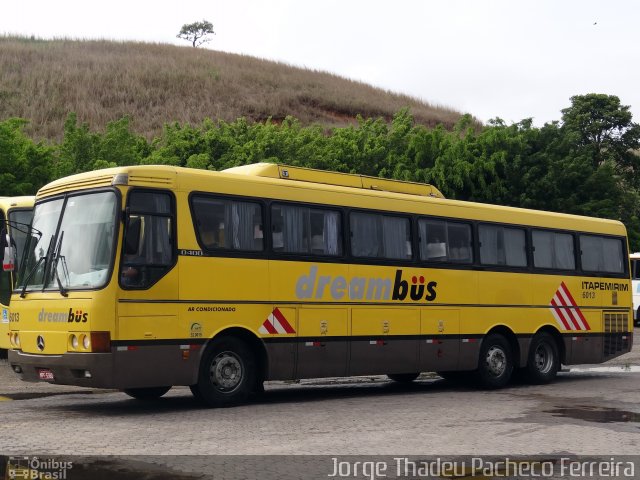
[
  {"left": 122, "top": 386, "right": 171, "bottom": 400},
  {"left": 191, "top": 336, "right": 256, "bottom": 407},
  {"left": 387, "top": 373, "right": 419, "bottom": 383},
  {"left": 475, "top": 333, "right": 513, "bottom": 388},
  {"left": 525, "top": 332, "right": 559, "bottom": 384}
]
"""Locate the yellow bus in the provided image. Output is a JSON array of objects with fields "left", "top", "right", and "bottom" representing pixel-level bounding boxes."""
[
  {"left": 6, "top": 164, "right": 633, "bottom": 406},
  {"left": 0, "top": 196, "right": 34, "bottom": 355}
]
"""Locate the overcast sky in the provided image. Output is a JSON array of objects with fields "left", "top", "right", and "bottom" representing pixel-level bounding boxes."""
[{"left": 3, "top": 0, "right": 639, "bottom": 125}]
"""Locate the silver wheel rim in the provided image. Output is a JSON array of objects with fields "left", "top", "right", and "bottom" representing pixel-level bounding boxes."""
[
  {"left": 209, "top": 351, "right": 243, "bottom": 392},
  {"left": 534, "top": 342, "right": 554, "bottom": 374},
  {"left": 485, "top": 345, "right": 507, "bottom": 377}
]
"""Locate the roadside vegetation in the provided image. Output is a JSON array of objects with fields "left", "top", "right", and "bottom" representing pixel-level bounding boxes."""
[{"left": 1, "top": 38, "right": 638, "bottom": 249}]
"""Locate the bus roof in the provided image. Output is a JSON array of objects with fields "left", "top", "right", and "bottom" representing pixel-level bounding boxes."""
[
  {"left": 35, "top": 164, "right": 626, "bottom": 236},
  {"left": 0, "top": 196, "right": 35, "bottom": 210},
  {"left": 223, "top": 163, "right": 445, "bottom": 198}
]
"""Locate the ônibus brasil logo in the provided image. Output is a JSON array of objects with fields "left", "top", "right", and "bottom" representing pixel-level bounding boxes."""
[{"left": 295, "top": 265, "right": 437, "bottom": 302}]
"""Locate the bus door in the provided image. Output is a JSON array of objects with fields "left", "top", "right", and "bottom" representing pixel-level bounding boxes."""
[{"left": 117, "top": 189, "right": 180, "bottom": 385}]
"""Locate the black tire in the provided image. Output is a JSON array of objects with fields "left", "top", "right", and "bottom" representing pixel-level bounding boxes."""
[
  {"left": 525, "top": 332, "right": 559, "bottom": 384},
  {"left": 122, "top": 386, "right": 171, "bottom": 400},
  {"left": 190, "top": 336, "right": 256, "bottom": 407},
  {"left": 635, "top": 307, "right": 640, "bottom": 327},
  {"left": 387, "top": 373, "right": 419, "bottom": 383},
  {"left": 475, "top": 333, "right": 513, "bottom": 388},
  {"left": 509, "top": 367, "right": 527, "bottom": 384}
]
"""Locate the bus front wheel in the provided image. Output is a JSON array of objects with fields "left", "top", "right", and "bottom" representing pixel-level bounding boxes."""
[
  {"left": 475, "top": 334, "right": 513, "bottom": 388},
  {"left": 525, "top": 332, "right": 559, "bottom": 384},
  {"left": 122, "top": 386, "right": 171, "bottom": 400},
  {"left": 191, "top": 336, "right": 256, "bottom": 407}
]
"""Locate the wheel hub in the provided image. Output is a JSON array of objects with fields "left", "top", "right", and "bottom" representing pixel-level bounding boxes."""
[
  {"left": 535, "top": 343, "right": 553, "bottom": 374},
  {"left": 485, "top": 346, "right": 507, "bottom": 377},
  {"left": 210, "top": 352, "right": 243, "bottom": 391}
]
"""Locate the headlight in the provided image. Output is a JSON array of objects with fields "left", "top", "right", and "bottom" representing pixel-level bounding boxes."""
[
  {"left": 70, "top": 334, "right": 78, "bottom": 350},
  {"left": 82, "top": 335, "right": 90, "bottom": 350},
  {"left": 14, "top": 333, "right": 20, "bottom": 347}
]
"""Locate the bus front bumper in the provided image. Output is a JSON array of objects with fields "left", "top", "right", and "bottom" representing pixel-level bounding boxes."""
[
  {"left": 8, "top": 345, "right": 200, "bottom": 389},
  {"left": 8, "top": 350, "right": 116, "bottom": 388}
]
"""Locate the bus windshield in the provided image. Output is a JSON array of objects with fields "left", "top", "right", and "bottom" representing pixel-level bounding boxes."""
[
  {"left": 8, "top": 209, "right": 34, "bottom": 270},
  {"left": 16, "top": 191, "right": 118, "bottom": 292}
]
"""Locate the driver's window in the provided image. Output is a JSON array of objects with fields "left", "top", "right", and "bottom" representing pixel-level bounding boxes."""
[{"left": 120, "top": 190, "right": 175, "bottom": 289}]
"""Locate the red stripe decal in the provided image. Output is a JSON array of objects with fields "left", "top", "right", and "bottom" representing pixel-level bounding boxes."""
[
  {"left": 272, "top": 308, "right": 296, "bottom": 334},
  {"left": 550, "top": 298, "right": 572, "bottom": 330},
  {"left": 560, "top": 283, "right": 590, "bottom": 330},
  {"left": 262, "top": 319, "right": 278, "bottom": 335},
  {"left": 554, "top": 291, "right": 580, "bottom": 330}
]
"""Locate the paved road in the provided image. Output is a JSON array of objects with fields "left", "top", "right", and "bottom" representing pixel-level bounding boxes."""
[{"left": 0, "top": 334, "right": 639, "bottom": 478}]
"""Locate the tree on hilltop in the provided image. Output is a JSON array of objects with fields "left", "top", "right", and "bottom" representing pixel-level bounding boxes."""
[
  {"left": 177, "top": 20, "right": 215, "bottom": 47},
  {"left": 561, "top": 94, "right": 640, "bottom": 174}
]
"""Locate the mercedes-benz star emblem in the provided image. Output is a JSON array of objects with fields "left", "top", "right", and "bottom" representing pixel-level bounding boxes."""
[{"left": 36, "top": 335, "right": 45, "bottom": 351}]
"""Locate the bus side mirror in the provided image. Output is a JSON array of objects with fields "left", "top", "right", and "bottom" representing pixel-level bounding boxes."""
[{"left": 2, "top": 234, "right": 15, "bottom": 272}]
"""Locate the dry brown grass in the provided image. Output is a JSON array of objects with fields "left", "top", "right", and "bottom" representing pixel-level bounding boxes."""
[{"left": 0, "top": 36, "right": 467, "bottom": 141}]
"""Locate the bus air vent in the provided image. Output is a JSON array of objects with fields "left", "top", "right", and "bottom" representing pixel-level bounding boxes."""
[
  {"left": 602, "top": 311, "right": 629, "bottom": 357},
  {"left": 38, "top": 174, "right": 116, "bottom": 197},
  {"left": 128, "top": 174, "right": 174, "bottom": 187},
  {"left": 222, "top": 163, "right": 445, "bottom": 198}
]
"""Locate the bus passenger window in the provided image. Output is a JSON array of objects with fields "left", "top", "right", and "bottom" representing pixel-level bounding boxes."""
[
  {"left": 532, "top": 230, "right": 575, "bottom": 270},
  {"left": 448, "top": 224, "right": 472, "bottom": 262},
  {"left": 420, "top": 219, "right": 447, "bottom": 261},
  {"left": 579, "top": 235, "right": 624, "bottom": 274},
  {"left": 191, "top": 196, "right": 263, "bottom": 252},
  {"left": 351, "top": 212, "right": 410, "bottom": 260},
  {"left": 419, "top": 218, "right": 472, "bottom": 264},
  {"left": 272, "top": 204, "right": 342, "bottom": 256},
  {"left": 479, "top": 224, "right": 526, "bottom": 267}
]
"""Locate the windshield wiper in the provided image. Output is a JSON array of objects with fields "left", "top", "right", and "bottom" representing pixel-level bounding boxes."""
[
  {"left": 19, "top": 257, "right": 45, "bottom": 298},
  {"left": 19, "top": 235, "right": 55, "bottom": 298},
  {"left": 2, "top": 220, "right": 42, "bottom": 239},
  {"left": 50, "top": 231, "right": 68, "bottom": 297}
]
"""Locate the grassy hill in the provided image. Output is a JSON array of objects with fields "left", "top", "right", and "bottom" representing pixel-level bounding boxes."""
[{"left": 0, "top": 36, "right": 467, "bottom": 141}]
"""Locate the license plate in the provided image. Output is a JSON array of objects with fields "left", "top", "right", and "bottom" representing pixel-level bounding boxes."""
[{"left": 38, "top": 369, "right": 54, "bottom": 381}]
